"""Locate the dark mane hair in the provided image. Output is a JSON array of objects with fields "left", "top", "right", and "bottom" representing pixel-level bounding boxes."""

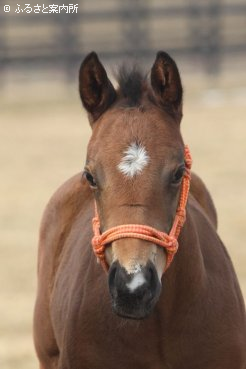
[{"left": 116, "top": 65, "right": 147, "bottom": 107}]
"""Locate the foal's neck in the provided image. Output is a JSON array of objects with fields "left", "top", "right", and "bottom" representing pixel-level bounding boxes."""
[{"left": 158, "top": 211, "right": 206, "bottom": 320}]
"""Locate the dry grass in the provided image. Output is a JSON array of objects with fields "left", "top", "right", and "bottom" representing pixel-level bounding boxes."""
[{"left": 0, "top": 82, "right": 245, "bottom": 368}]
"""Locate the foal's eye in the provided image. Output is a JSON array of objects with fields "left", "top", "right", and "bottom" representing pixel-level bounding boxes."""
[
  {"left": 172, "top": 165, "right": 185, "bottom": 184},
  {"left": 84, "top": 171, "right": 97, "bottom": 188}
]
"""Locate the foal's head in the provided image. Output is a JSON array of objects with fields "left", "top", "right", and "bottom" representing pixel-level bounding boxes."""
[{"left": 80, "top": 51, "right": 184, "bottom": 319}]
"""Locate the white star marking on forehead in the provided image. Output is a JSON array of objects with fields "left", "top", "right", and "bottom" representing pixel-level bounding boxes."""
[{"left": 118, "top": 142, "right": 149, "bottom": 177}]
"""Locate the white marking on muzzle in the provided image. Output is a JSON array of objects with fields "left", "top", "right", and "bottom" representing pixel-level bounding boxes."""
[
  {"left": 118, "top": 142, "right": 149, "bottom": 177},
  {"left": 126, "top": 272, "right": 146, "bottom": 293}
]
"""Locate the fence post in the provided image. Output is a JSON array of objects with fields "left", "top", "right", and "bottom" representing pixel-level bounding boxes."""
[
  {"left": 205, "top": 0, "right": 222, "bottom": 75},
  {"left": 118, "top": 0, "right": 150, "bottom": 58},
  {"left": 188, "top": 0, "right": 222, "bottom": 75},
  {"left": 56, "top": 6, "right": 79, "bottom": 82}
]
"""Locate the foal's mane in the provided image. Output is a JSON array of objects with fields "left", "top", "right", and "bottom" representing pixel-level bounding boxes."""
[{"left": 116, "top": 65, "right": 148, "bottom": 107}]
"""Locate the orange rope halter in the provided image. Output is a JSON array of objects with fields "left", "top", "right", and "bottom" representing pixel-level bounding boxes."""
[{"left": 92, "top": 145, "right": 192, "bottom": 272}]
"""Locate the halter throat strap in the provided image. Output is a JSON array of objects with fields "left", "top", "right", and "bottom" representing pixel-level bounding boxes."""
[{"left": 91, "top": 145, "right": 192, "bottom": 272}]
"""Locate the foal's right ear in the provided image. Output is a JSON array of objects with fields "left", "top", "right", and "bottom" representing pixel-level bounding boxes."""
[{"left": 79, "top": 52, "right": 116, "bottom": 124}]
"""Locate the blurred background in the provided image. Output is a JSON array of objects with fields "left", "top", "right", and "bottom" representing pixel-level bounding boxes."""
[{"left": 1, "top": 0, "right": 246, "bottom": 368}]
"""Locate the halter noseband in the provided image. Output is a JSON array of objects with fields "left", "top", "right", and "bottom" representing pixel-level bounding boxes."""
[{"left": 91, "top": 145, "right": 192, "bottom": 272}]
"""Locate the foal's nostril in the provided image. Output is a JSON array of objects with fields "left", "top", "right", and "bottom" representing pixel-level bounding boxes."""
[
  {"left": 148, "top": 263, "right": 157, "bottom": 290},
  {"left": 108, "top": 261, "right": 161, "bottom": 303},
  {"left": 108, "top": 260, "right": 162, "bottom": 319}
]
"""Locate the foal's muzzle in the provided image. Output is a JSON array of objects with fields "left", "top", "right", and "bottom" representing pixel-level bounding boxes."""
[{"left": 108, "top": 261, "right": 161, "bottom": 319}]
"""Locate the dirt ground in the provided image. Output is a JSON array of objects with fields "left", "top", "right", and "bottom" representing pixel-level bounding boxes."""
[{"left": 0, "top": 79, "right": 246, "bottom": 368}]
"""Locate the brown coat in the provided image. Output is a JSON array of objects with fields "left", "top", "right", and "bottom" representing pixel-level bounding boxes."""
[{"left": 34, "top": 51, "right": 246, "bottom": 369}]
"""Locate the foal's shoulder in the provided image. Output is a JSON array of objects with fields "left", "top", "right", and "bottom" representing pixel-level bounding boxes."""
[
  {"left": 42, "top": 173, "right": 91, "bottom": 221},
  {"left": 37, "top": 174, "right": 93, "bottom": 276},
  {"left": 40, "top": 173, "right": 92, "bottom": 246}
]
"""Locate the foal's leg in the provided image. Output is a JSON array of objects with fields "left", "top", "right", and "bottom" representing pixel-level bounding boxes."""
[
  {"left": 34, "top": 291, "right": 59, "bottom": 369},
  {"left": 33, "top": 237, "right": 59, "bottom": 369}
]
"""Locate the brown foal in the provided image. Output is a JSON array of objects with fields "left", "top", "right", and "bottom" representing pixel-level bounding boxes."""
[{"left": 34, "top": 51, "right": 246, "bottom": 369}]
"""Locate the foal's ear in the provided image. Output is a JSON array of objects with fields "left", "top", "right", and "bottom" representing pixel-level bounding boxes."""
[
  {"left": 79, "top": 52, "right": 116, "bottom": 123},
  {"left": 151, "top": 51, "right": 183, "bottom": 119}
]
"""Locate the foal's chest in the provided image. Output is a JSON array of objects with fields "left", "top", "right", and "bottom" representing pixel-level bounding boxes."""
[{"left": 51, "top": 265, "right": 167, "bottom": 369}]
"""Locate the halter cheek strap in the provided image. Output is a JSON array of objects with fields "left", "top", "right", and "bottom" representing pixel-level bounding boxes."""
[{"left": 91, "top": 145, "right": 192, "bottom": 273}]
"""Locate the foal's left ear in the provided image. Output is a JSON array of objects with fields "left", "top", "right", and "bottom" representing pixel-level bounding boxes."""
[
  {"left": 151, "top": 51, "right": 183, "bottom": 119},
  {"left": 79, "top": 52, "right": 116, "bottom": 123}
]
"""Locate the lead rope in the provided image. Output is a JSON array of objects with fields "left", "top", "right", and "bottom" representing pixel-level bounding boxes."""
[{"left": 92, "top": 145, "right": 192, "bottom": 272}]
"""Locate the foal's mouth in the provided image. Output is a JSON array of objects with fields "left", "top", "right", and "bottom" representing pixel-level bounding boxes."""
[
  {"left": 108, "top": 261, "right": 162, "bottom": 320},
  {"left": 111, "top": 295, "right": 159, "bottom": 320}
]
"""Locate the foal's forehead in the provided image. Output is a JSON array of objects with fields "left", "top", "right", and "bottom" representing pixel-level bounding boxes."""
[
  {"left": 89, "top": 107, "right": 183, "bottom": 166},
  {"left": 99, "top": 107, "right": 179, "bottom": 142}
]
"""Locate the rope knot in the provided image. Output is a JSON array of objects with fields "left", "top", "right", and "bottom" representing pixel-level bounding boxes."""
[
  {"left": 92, "top": 235, "right": 102, "bottom": 249},
  {"left": 166, "top": 236, "right": 178, "bottom": 251}
]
